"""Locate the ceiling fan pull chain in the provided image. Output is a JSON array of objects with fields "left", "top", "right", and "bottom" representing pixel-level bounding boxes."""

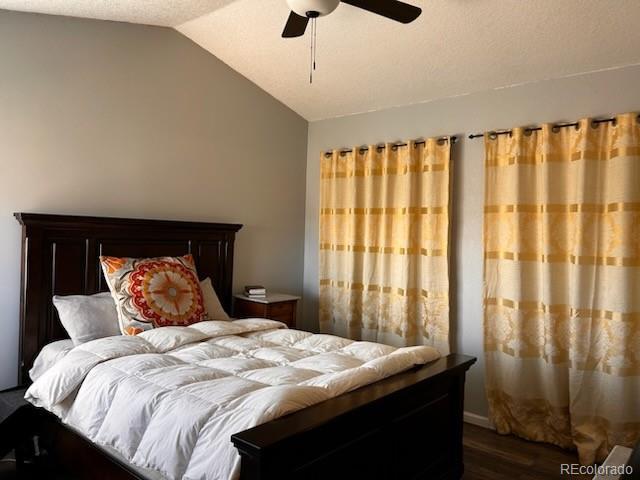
[
  {"left": 309, "top": 17, "right": 314, "bottom": 84},
  {"left": 313, "top": 17, "right": 317, "bottom": 71}
]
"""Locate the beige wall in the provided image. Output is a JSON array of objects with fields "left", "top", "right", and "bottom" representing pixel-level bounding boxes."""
[
  {"left": 0, "top": 10, "right": 308, "bottom": 389},
  {"left": 303, "top": 65, "right": 640, "bottom": 417}
]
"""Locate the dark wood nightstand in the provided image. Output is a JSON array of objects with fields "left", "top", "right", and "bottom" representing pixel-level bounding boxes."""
[{"left": 234, "top": 293, "right": 300, "bottom": 328}]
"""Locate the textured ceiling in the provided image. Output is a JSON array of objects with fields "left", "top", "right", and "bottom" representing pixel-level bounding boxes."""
[
  {"left": 0, "top": 0, "right": 236, "bottom": 26},
  {"left": 2, "top": 0, "right": 640, "bottom": 120}
]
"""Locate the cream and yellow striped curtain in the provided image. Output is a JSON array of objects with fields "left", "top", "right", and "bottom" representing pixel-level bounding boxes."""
[
  {"left": 319, "top": 139, "right": 451, "bottom": 353},
  {"left": 484, "top": 113, "right": 640, "bottom": 464}
]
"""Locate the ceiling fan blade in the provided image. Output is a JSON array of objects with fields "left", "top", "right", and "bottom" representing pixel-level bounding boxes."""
[
  {"left": 282, "top": 11, "right": 309, "bottom": 38},
  {"left": 341, "top": 0, "right": 422, "bottom": 23}
]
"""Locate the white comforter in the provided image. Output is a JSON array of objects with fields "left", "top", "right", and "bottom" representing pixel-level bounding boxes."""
[{"left": 26, "top": 319, "right": 440, "bottom": 480}]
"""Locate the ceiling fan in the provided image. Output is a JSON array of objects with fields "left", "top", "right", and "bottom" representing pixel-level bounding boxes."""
[{"left": 282, "top": 0, "right": 422, "bottom": 38}]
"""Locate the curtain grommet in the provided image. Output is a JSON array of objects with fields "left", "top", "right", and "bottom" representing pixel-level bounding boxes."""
[
  {"left": 552, "top": 125, "right": 561, "bottom": 134},
  {"left": 489, "top": 131, "right": 498, "bottom": 140}
]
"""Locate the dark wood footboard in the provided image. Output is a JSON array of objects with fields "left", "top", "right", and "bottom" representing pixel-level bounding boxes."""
[{"left": 232, "top": 353, "right": 476, "bottom": 480}]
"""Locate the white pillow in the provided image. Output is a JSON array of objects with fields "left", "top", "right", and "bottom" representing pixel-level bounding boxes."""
[
  {"left": 200, "top": 277, "right": 230, "bottom": 321},
  {"left": 53, "top": 292, "right": 121, "bottom": 346}
]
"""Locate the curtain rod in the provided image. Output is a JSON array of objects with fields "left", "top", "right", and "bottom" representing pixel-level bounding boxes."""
[
  {"left": 325, "top": 135, "right": 457, "bottom": 157},
  {"left": 468, "top": 117, "right": 617, "bottom": 139}
]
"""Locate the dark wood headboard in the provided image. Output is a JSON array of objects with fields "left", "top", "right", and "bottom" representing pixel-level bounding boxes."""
[{"left": 15, "top": 213, "right": 242, "bottom": 386}]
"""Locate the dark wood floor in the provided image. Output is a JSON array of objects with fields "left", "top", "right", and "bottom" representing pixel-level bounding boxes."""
[{"left": 463, "top": 423, "right": 590, "bottom": 480}]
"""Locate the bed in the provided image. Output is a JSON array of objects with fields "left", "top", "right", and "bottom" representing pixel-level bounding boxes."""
[{"left": 14, "top": 212, "right": 476, "bottom": 480}]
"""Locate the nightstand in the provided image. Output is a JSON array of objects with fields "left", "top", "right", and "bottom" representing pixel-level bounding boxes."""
[{"left": 234, "top": 293, "right": 300, "bottom": 328}]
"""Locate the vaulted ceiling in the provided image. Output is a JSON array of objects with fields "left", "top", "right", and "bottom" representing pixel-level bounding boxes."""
[{"left": 3, "top": 0, "right": 640, "bottom": 120}]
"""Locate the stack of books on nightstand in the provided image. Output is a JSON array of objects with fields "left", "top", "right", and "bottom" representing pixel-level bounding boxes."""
[{"left": 244, "top": 285, "right": 266, "bottom": 298}]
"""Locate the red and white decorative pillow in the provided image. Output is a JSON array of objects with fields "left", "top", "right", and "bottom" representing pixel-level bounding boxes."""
[{"left": 100, "top": 254, "right": 206, "bottom": 335}]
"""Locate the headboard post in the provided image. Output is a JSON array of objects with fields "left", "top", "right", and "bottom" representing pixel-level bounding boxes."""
[{"left": 15, "top": 213, "right": 242, "bottom": 386}]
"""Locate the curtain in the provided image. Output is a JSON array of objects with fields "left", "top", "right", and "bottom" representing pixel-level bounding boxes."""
[
  {"left": 483, "top": 113, "right": 640, "bottom": 464},
  {"left": 319, "top": 138, "right": 451, "bottom": 353}
]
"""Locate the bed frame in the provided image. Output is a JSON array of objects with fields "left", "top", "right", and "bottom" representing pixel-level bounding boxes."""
[{"left": 15, "top": 212, "right": 476, "bottom": 480}]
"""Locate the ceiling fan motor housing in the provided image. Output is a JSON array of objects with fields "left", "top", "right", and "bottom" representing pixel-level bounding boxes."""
[{"left": 286, "top": 0, "right": 340, "bottom": 17}]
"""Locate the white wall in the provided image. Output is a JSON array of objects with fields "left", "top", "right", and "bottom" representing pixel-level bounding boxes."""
[
  {"left": 0, "top": 10, "right": 308, "bottom": 389},
  {"left": 303, "top": 65, "right": 640, "bottom": 416}
]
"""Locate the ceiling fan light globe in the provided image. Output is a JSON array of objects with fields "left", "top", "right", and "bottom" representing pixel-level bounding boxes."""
[{"left": 286, "top": 0, "right": 340, "bottom": 17}]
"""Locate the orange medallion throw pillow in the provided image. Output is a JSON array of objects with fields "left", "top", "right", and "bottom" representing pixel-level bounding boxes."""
[{"left": 100, "top": 254, "right": 206, "bottom": 335}]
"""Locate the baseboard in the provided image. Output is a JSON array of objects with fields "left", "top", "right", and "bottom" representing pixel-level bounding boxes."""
[{"left": 463, "top": 411, "right": 494, "bottom": 430}]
